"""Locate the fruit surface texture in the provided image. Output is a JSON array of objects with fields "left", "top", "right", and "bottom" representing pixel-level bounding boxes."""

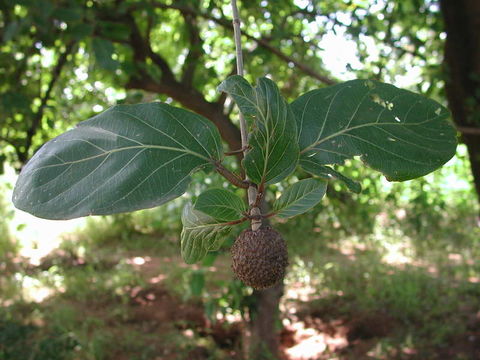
[{"left": 231, "top": 226, "right": 288, "bottom": 289}]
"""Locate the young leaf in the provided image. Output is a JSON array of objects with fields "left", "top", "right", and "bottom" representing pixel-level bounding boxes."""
[
  {"left": 273, "top": 178, "right": 327, "bottom": 218},
  {"left": 181, "top": 202, "right": 234, "bottom": 264},
  {"left": 299, "top": 158, "right": 361, "bottom": 194},
  {"left": 194, "top": 188, "right": 246, "bottom": 222},
  {"left": 13, "top": 103, "right": 223, "bottom": 220},
  {"left": 218, "top": 75, "right": 299, "bottom": 185},
  {"left": 291, "top": 80, "right": 457, "bottom": 181}
]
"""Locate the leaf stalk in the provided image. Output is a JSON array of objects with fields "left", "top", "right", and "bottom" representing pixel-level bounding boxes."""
[{"left": 215, "top": 162, "right": 250, "bottom": 189}]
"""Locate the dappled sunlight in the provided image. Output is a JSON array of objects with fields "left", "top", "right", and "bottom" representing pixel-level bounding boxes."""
[
  {"left": 14, "top": 213, "right": 86, "bottom": 266},
  {"left": 283, "top": 320, "right": 349, "bottom": 359},
  {"left": 285, "top": 324, "right": 327, "bottom": 359},
  {"left": 381, "top": 241, "right": 412, "bottom": 265},
  {"left": 126, "top": 255, "right": 151, "bottom": 266},
  {"left": 16, "top": 274, "right": 56, "bottom": 303},
  {"left": 2, "top": 168, "right": 87, "bottom": 266},
  {"left": 0, "top": 127, "right": 478, "bottom": 360}
]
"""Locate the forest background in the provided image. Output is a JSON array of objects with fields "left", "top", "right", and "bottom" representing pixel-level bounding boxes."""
[{"left": 0, "top": 0, "right": 479, "bottom": 359}]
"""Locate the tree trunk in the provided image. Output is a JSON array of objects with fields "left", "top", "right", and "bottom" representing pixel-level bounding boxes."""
[
  {"left": 244, "top": 200, "right": 284, "bottom": 359},
  {"left": 248, "top": 282, "right": 284, "bottom": 359},
  {"left": 440, "top": 0, "right": 480, "bottom": 204}
]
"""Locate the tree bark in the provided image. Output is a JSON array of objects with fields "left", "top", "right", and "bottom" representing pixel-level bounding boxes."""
[
  {"left": 440, "top": 0, "right": 480, "bottom": 203},
  {"left": 249, "top": 282, "right": 284, "bottom": 359},
  {"left": 243, "top": 200, "right": 284, "bottom": 360}
]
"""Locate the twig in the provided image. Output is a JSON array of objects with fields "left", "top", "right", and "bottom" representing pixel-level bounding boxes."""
[
  {"left": 225, "top": 217, "right": 249, "bottom": 226},
  {"left": 231, "top": 0, "right": 247, "bottom": 146},
  {"left": 224, "top": 146, "right": 250, "bottom": 156},
  {"left": 215, "top": 162, "right": 250, "bottom": 189},
  {"left": 457, "top": 126, "right": 480, "bottom": 135},
  {"left": 231, "top": 0, "right": 262, "bottom": 231}
]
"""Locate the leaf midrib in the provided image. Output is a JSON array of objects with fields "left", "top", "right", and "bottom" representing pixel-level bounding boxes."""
[
  {"left": 277, "top": 185, "right": 323, "bottom": 212},
  {"left": 300, "top": 114, "right": 447, "bottom": 154},
  {"left": 29, "top": 143, "right": 212, "bottom": 173}
]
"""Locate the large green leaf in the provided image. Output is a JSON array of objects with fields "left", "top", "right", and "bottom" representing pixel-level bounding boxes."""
[
  {"left": 13, "top": 103, "right": 223, "bottom": 220},
  {"left": 218, "top": 76, "right": 299, "bottom": 185},
  {"left": 181, "top": 202, "right": 234, "bottom": 264},
  {"left": 291, "top": 80, "right": 457, "bottom": 181},
  {"left": 299, "top": 158, "right": 362, "bottom": 194},
  {"left": 273, "top": 178, "right": 327, "bottom": 218},
  {"left": 194, "top": 188, "right": 246, "bottom": 222}
]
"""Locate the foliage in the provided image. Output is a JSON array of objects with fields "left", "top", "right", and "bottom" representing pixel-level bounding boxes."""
[
  {"left": 12, "top": 73, "right": 457, "bottom": 266},
  {"left": 13, "top": 102, "right": 223, "bottom": 219},
  {"left": 0, "top": 0, "right": 478, "bottom": 358},
  {"left": 0, "top": 315, "right": 78, "bottom": 360},
  {"left": 218, "top": 76, "right": 299, "bottom": 184},
  {"left": 1, "top": 155, "right": 478, "bottom": 358},
  {"left": 292, "top": 79, "right": 457, "bottom": 181}
]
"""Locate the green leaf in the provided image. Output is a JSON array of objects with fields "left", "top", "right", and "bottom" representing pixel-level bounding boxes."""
[
  {"left": 299, "top": 158, "right": 362, "bottom": 194},
  {"left": 92, "top": 38, "right": 118, "bottom": 71},
  {"left": 98, "top": 21, "right": 131, "bottom": 41},
  {"left": 181, "top": 203, "right": 233, "bottom": 264},
  {"left": 13, "top": 103, "right": 223, "bottom": 220},
  {"left": 67, "top": 23, "right": 93, "bottom": 40},
  {"left": 52, "top": 8, "right": 82, "bottom": 22},
  {"left": 189, "top": 271, "right": 205, "bottom": 297},
  {"left": 273, "top": 178, "right": 327, "bottom": 218},
  {"left": 3, "top": 21, "right": 20, "bottom": 42},
  {"left": 194, "top": 188, "right": 246, "bottom": 222},
  {"left": 218, "top": 76, "right": 299, "bottom": 184},
  {"left": 291, "top": 80, "right": 457, "bottom": 181}
]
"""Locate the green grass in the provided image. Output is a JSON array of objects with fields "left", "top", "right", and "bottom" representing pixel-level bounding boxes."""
[{"left": 1, "top": 164, "right": 479, "bottom": 359}]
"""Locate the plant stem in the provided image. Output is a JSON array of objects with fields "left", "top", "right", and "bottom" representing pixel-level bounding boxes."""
[
  {"left": 231, "top": 0, "right": 261, "bottom": 231},
  {"left": 225, "top": 217, "right": 249, "bottom": 226},
  {"left": 215, "top": 162, "right": 250, "bottom": 189},
  {"left": 231, "top": 1, "right": 247, "bottom": 146}
]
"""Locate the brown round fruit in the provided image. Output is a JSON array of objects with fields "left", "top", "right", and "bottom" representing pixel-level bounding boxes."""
[{"left": 231, "top": 226, "right": 288, "bottom": 289}]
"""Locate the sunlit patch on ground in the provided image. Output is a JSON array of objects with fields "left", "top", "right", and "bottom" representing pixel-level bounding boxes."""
[
  {"left": 1, "top": 157, "right": 479, "bottom": 359},
  {"left": 2, "top": 168, "right": 87, "bottom": 266},
  {"left": 15, "top": 274, "right": 55, "bottom": 303},
  {"left": 283, "top": 320, "right": 349, "bottom": 360},
  {"left": 14, "top": 213, "right": 86, "bottom": 266}
]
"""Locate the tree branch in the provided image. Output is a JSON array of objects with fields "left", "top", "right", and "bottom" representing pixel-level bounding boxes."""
[
  {"left": 121, "top": 13, "right": 176, "bottom": 82},
  {"left": 126, "top": 74, "right": 243, "bottom": 154},
  {"left": 0, "top": 136, "right": 17, "bottom": 147},
  {"left": 458, "top": 126, "right": 480, "bottom": 135},
  {"left": 131, "top": 2, "right": 337, "bottom": 85},
  {"left": 232, "top": 0, "right": 262, "bottom": 231},
  {"left": 102, "top": 7, "right": 243, "bottom": 157},
  {"left": 180, "top": 12, "right": 203, "bottom": 86},
  {"left": 20, "top": 41, "right": 75, "bottom": 164}
]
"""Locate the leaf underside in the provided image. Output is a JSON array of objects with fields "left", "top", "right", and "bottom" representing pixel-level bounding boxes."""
[
  {"left": 193, "top": 188, "right": 246, "bottom": 222},
  {"left": 13, "top": 103, "right": 223, "bottom": 220},
  {"left": 291, "top": 79, "right": 457, "bottom": 181},
  {"left": 299, "top": 159, "right": 361, "bottom": 194},
  {"left": 274, "top": 178, "right": 327, "bottom": 218},
  {"left": 180, "top": 202, "right": 234, "bottom": 264},
  {"left": 218, "top": 75, "right": 299, "bottom": 185},
  {"left": 181, "top": 189, "right": 245, "bottom": 264}
]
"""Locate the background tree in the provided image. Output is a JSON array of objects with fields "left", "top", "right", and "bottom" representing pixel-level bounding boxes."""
[
  {"left": 0, "top": 1, "right": 478, "bottom": 359},
  {"left": 440, "top": 0, "right": 480, "bottom": 202}
]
